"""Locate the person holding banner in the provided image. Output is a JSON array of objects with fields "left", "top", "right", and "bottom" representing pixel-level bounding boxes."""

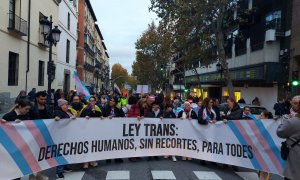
[
  {"left": 30, "top": 91, "right": 53, "bottom": 120},
  {"left": 198, "top": 98, "right": 217, "bottom": 125},
  {"left": 103, "top": 97, "right": 125, "bottom": 163},
  {"left": 257, "top": 110, "right": 274, "bottom": 180},
  {"left": 222, "top": 97, "right": 243, "bottom": 122},
  {"left": 178, "top": 102, "right": 198, "bottom": 161},
  {"left": 53, "top": 98, "right": 75, "bottom": 178},
  {"left": 241, "top": 106, "right": 255, "bottom": 120},
  {"left": 80, "top": 96, "right": 103, "bottom": 118},
  {"left": 79, "top": 96, "right": 103, "bottom": 169},
  {"left": 1, "top": 99, "right": 49, "bottom": 180},
  {"left": 277, "top": 99, "right": 300, "bottom": 180},
  {"left": 2, "top": 99, "right": 32, "bottom": 123},
  {"left": 69, "top": 95, "right": 84, "bottom": 117},
  {"left": 163, "top": 103, "right": 177, "bottom": 162}
]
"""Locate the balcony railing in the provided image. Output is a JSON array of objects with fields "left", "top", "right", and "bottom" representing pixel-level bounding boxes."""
[
  {"left": 84, "top": 43, "right": 95, "bottom": 56},
  {"left": 84, "top": 62, "right": 95, "bottom": 72},
  {"left": 7, "top": 13, "right": 27, "bottom": 36}
]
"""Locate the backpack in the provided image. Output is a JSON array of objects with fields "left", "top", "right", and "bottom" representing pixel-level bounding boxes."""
[{"left": 281, "top": 138, "right": 300, "bottom": 160}]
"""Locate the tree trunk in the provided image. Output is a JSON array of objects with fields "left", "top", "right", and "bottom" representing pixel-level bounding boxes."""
[{"left": 216, "top": 7, "right": 234, "bottom": 98}]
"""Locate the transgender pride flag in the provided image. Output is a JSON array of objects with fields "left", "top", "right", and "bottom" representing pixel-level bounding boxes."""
[{"left": 73, "top": 71, "right": 91, "bottom": 99}]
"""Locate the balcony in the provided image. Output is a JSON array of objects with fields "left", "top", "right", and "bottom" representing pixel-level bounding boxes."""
[
  {"left": 84, "top": 43, "right": 95, "bottom": 56},
  {"left": 84, "top": 62, "right": 95, "bottom": 72},
  {"left": 7, "top": 13, "right": 27, "bottom": 36}
]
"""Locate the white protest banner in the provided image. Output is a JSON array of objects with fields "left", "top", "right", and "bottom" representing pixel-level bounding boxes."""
[
  {"left": 0, "top": 118, "right": 285, "bottom": 179},
  {"left": 136, "top": 85, "right": 148, "bottom": 94}
]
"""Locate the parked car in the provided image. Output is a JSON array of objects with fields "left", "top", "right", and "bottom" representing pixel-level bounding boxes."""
[{"left": 219, "top": 103, "right": 267, "bottom": 119}]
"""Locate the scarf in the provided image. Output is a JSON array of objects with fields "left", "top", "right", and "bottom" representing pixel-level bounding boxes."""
[
  {"left": 202, "top": 107, "right": 216, "bottom": 121},
  {"left": 182, "top": 109, "right": 192, "bottom": 119}
]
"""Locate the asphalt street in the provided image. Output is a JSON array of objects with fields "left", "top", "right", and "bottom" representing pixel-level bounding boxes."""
[{"left": 20, "top": 157, "right": 284, "bottom": 180}]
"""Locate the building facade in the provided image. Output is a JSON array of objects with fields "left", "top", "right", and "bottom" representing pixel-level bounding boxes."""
[
  {"left": 77, "top": 0, "right": 110, "bottom": 94},
  {"left": 0, "top": 0, "right": 60, "bottom": 112},
  {"left": 56, "top": 0, "right": 78, "bottom": 94},
  {"left": 171, "top": 0, "right": 292, "bottom": 112}
]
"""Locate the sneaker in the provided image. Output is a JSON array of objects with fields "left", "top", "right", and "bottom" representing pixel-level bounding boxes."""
[
  {"left": 182, "top": 157, "right": 187, "bottom": 161},
  {"left": 172, "top": 156, "right": 177, "bottom": 162},
  {"left": 187, "top": 157, "right": 192, "bottom": 161},
  {"left": 83, "top": 163, "right": 89, "bottom": 169},
  {"left": 56, "top": 173, "right": 64, "bottom": 179},
  {"left": 64, "top": 166, "right": 72, "bottom": 173},
  {"left": 164, "top": 156, "right": 169, "bottom": 159},
  {"left": 90, "top": 161, "right": 98, "bottom": 167}
]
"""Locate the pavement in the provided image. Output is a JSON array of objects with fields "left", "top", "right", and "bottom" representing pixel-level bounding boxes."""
[{"left": 20, "top": 157, "right": 284, "bottom": 180}]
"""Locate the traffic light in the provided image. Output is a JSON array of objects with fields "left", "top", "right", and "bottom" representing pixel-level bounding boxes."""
[
  {"left": 292, "top": 80, "right": 299, "bottom": 86},
  {"left": 160, "top": 64, "right": 164, "bottom": 71},
  {"left": 285, "top": 82, "right": 291, "bottom": 92}
]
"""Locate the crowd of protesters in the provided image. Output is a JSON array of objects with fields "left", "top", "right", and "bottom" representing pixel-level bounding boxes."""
[{"left": 1, "top": 88, "right": 300, "bottom": 180}]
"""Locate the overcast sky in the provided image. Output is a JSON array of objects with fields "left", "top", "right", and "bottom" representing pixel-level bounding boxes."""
[{"left": 90, "top": 0, "right": 158, "bottom": 74}]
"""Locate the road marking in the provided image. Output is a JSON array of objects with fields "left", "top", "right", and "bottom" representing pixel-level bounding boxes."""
[
  {"left": 106, "top": 170, "right": 130, "bottom": 180},
  {"left": 235, "top": 172, "right": 259, "bottom": 180},
  {"left": 193, "top": 171, "right": 222, "bottom": 180},
  {"left": 151, "top": 170, "right": 176, "bottom": 179}
]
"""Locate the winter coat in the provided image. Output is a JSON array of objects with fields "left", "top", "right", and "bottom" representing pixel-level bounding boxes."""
[
  {"left": 29, "top": 104, "right": 52, "bottom": 120},
  {"left": 163, "top": 111, "right": 176, "bottom": 118},
  {"left": 277, "top": 116, "right": 300, "bottom": 180},
  {"left": 198, "top": 107, "right": 216, "bottom": 125},
  {"left": 128, "top": 104, "right": 140, "bottom": 117},
  {"left": 53, "top": 108, "right": 73, "bottom": 119},
  {"left": 147, "top": 109, "right": 164, "bottom": 118},
  {"left": 102, "top": 105, "right": 125, "bottom": 117},
  {"left": 177, "top": 110, "right": 198, "bottom": 120},
  {"left": 223, "top": 104, "right": 243, "bottom": 120},
  {"left": 2, "top": 110, "right": 31, "bottom": 122},
  {"left": 80, "top": 105, "right": 102, "bottom": 117}
]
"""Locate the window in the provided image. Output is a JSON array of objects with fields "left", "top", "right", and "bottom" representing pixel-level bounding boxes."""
[
  {"left": 66, "top": 39, "right": 70, "bottom": 63},
  {"left": 67, "top": 12, "right": 70, "bottom": 30},
  {"left": 8, "top": 51, "right": 19, "bottom": 86},
  {"left": 9, "top": 0, "right": 16, "bottom": 28},
  {"left": 234, "top": 91, "right": 241, "bottom": 102},
  {"left": 266, "top": 10, "right": 282, "bottom": 30},
  {"left": 38, "top": 61, "right": 45, "bottom": 86}
]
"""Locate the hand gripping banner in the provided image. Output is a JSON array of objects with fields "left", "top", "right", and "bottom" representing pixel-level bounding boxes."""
[{"left": 0, "top": 118, "right": 285, "bottom": 179}]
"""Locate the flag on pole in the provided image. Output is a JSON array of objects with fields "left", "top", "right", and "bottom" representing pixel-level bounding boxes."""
[
  {"left": 73, "top": 71, "right": 91, "bottom": 100},
  {"left": 114, "top": 83, "right": 121, "bottom": 95}
]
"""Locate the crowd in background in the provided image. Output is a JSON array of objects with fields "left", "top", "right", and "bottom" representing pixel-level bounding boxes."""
[{"left": 1, "top": 88, "right": 300, "bottom": 180}]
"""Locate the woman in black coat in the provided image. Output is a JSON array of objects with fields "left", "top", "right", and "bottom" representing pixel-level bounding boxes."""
[
  {"left": 102, "top": 97, "right": 125, "bottom": 118},
  {"left": 2, "top": 99, "right": 32, "bottom": 123},
  {"left": 222, "top": 97, "right": 243, "bottom": 122}
]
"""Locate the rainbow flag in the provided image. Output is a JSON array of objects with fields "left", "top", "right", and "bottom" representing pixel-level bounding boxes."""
[
  {"left": 114, "top": 83, "right": 121, "bottom": 95},
  {"left": 73, "top": 71, "right": 91, "bottom": 100}
]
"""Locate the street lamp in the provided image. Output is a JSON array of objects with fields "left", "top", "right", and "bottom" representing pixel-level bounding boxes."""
[{"left": 40, "top": 15, "right": 61, "bottom": 110}]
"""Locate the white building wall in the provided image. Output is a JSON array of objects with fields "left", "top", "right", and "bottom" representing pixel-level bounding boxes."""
[
  {"left": 0, "top": 0, "right": 59, "bottom": 99},
  {"left": 56, "top": 0, "right": 77, "bottom": 91},
  {"left": 222, "top": 85, "right": 278, "bottom": 114}
]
